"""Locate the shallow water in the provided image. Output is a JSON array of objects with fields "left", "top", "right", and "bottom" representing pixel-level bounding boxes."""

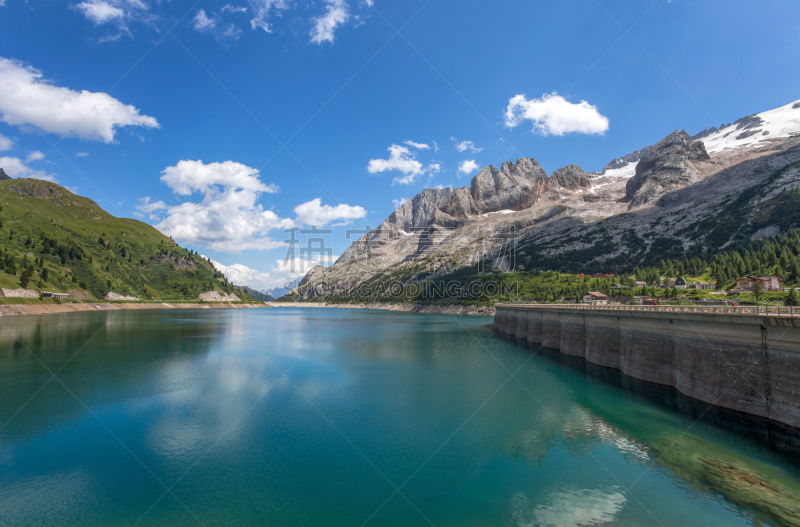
[{"left": 0, "top": 307, "right": 798, "bottom": 526}]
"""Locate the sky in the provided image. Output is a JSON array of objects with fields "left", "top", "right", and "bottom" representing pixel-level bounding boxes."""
[{"left": 1, "top": 0, "right": 799, "bottom": 291}]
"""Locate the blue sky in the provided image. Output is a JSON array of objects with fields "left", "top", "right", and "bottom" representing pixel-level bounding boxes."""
[{"left": 1, "top": 0, "right": 799, "bottom": 289}]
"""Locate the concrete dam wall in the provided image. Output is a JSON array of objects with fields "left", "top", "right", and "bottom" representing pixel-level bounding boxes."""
[{"left": 494, "top": 304, "right": 800, "bottom": 430}]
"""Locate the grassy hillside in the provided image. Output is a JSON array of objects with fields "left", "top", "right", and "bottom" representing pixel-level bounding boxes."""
[{"left": 0, "top": 178, "right": 256, "bottom": 302}]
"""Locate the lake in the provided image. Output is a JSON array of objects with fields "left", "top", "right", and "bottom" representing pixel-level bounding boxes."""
[{"left": 1, "top": 307, "right": 799, "bottom": 526}]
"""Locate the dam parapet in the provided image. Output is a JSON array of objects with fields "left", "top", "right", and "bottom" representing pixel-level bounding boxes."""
[{"left": 494, "top": 303, "right": 800, "bottom": 429}]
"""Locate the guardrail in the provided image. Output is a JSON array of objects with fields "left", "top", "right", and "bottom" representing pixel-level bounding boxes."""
[{"left": 496, "top": 303, "right": 798, "bottom": 316}]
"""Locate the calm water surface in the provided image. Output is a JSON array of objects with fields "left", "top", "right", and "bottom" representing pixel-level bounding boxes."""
[{"left": 1, "top": 307, "right": 798, "bottom": 526}]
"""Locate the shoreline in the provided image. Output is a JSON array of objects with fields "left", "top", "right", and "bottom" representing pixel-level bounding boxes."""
[
  {"left": 266, "top": 302, "right": 495, "bottom": 316},
  {"left": 0, "top": 302, "right": 269, "bottom": 317}
]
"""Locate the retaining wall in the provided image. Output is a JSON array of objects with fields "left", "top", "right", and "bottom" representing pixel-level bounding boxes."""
[{"left": 494, "top": 305, "right": 800, "bottom": 429}]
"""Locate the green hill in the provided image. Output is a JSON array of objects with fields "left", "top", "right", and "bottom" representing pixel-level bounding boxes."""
[{"left": 0, "top": 178, "right": 255, "bottom": 302}]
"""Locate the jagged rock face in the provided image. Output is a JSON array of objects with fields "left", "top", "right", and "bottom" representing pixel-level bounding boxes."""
[
  {"left": 0, "top": 168, "right": 10, "bottom": 181},
  {"left": 470, "top": 158, "right": 548, "bottom": 212},
  {"left": 625, "top": 131, "right": 710, "bottom": 207},
  {"left": 389, "top": 188, "right": 455, "bottom": 232},
  {"left": 603, "top": 146, "right": 653, "bottom": 172},
  {"left": 297, "top": 102, "right": 800, "bottom": 302},
  {"left": 551, "top": 165, "right": 591, "bottom": 190},
  {"left": 692, "top": 126, "right": 719, "bottom": 140}
]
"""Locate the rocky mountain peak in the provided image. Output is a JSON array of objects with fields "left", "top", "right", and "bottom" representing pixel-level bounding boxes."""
[
  {"left": 624, "top": 130, "right": 710, "bottom": 207},
  {"left": 470, "top": 157, "right": 548, "bottom": 213},
  {"left": 551, "top": 165, "right": 591, "bottom": 190},
  {"left": 0, "top": 168, "right": 10, "bottom": 181}
]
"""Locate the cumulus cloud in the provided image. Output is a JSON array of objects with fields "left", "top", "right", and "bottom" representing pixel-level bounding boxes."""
[
  {"left": 0, "top": 57, "right": 159, "bottom": 143},
  {"left": 160, "top": 159, "right": 278, "bottom": 196},
  {"left": 207, "top": 255, "right": 336, "bottom": 290},
  {"left": 368, "top": 144, "right": 421, "bottom": 177},
  {"left": 0, "top": 156, "right": 56, "bottom": 182},
  {"left": 207, "top": 258, "right": 273, "bottom": 290},
  {"left": 310, "top": 0, "right": 349, "bottom": 44},
  {"left": 392, "top": 197, "right": 408, "bottom": 208},
  {"left": 368, "top": 144, "right": 440, "bottom": 185},
  {"left": 403, "top": 140, "right": 430, "bottom": 150},
  {"left": 137, "top": 159, "right": 290, "bottom": 253},
  {"left": 452, "top": 138, "right": 483, "bottom": 153},
  {"left": 504, "top": 92, "right": 609, "bottom": 136},
  {"left": 458, "top": 159, "right": 479, "bottom": 175},
  {"left": 293, "top": 198, "right": 366, "bottom": 227},
  {"left": 0, "top": 134, "right": 13, "bottom": 151},
  {"left": 249, "top": 0, "right": 289, "bottom": 32}
]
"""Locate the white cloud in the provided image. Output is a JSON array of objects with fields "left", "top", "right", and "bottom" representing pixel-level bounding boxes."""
[
  {"left": 26, "top": 151, "right": 44, "bottom": 162},
  {"left": 221, "top": 4, "right": 248, "bottom": 13},
  {"left": 458, "top": 159, "right": 479, "bottom": 175},
  {"left": 0, "top": 134, "right": 13, "bottom": 151},
  {"left": 74, "top": 0, "right": 152, "bottom": 37},
  {"left": 192, "top": 9, "right": 243, "bottom": 41},
  {"left": 392, "top": 197, "right": 408, "bottom": 208},
  {"left": 293, "top": 198, "right": 366, "bottom": 227},
  {"left": 504, "top": 92, "right": 609, "bottom": 136},
  {"left": 0, "top": 57, "right": 159, "bottom": 143},
  {"left": 192, "top": 9, "right": 217, "bottom": 31},
  {"left": 76, "top": 152, "right": 89, "bottom": 157},
  {"left": 154, "top": 191, "right": 292, "bottom": 253},
  {"left": 249, "top": 0, "right": 289, "bottom": 32},
  {"left": 368, "top": 144, "right": 422, "bottom": 178},
  {"left": 76, "top": 0, "right": 126, "bottom": 24},
  {"left": 368, "top": 144, "right": 441, "bottom": 185},
  {"left": 0, "top": 156, "right": 56, "bottom": 182},
  {"left": 403, "top": 140, "right": 429, "bottom": 150},
  {"left": 310, "top": 0, "right": 349, "bottom": 44},
  {"left": 133, "top": 196, "right": 167, "bottom": 220},
  {"left": 160, "top": 159, "right": 278, "bottom": 196},
  {"left": 451, "top": 138, "right": 483, "bottom": 153},
  {"left": 207, "top": 258, "right": 274, "bottom": 290},
  {"left": 139, "top": 160, "right": 290, "bottom": 252},
  {"left": 207, "top": 255, "right": 336, "bottom": 290}
]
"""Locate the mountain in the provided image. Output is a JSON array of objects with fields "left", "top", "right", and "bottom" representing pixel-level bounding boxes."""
[
  {"left": 0, "top": 178, "right": 256, "bottom": 302},
  {"left": 0, "top": 168, "right": 10, "bottom": 181},
  {"left": 295, "top": 100, "right": 800, "bottom": 302},
  {"left": 234, "top": 284, "right": 273, "bottom": 302},
  {"left": 264, "top": 276, "right": 303, "bottom": 299}
]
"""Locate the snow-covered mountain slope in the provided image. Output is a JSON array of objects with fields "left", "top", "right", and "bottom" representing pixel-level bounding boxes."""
[
  {"left": 296, "top": 101, "right": 800, "bottom": 301},
  {"left": 695, "top": 100, "right": 800, "bottom": 153}
]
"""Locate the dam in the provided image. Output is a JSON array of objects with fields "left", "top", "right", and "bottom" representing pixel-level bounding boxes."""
[{"left": 494, "top": 303, "right": 800, "bottom": 429}]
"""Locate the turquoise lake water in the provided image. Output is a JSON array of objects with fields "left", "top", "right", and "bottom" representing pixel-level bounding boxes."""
[{"left": 1, "top": 307, "right": 799, "bottom": 526}]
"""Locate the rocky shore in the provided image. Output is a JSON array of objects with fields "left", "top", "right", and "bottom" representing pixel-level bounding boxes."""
[{"left": 0, "top": 302, "right": 269, "bottom": 317}]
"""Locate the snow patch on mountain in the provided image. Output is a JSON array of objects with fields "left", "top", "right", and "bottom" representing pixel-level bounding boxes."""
[{"left": 700, "top": 100, "right": 800, "bottom": 153}]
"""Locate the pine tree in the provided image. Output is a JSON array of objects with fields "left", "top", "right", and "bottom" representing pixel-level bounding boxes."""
[{"left": 785, "top": 288, "right": 798, "bottom": 307}]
